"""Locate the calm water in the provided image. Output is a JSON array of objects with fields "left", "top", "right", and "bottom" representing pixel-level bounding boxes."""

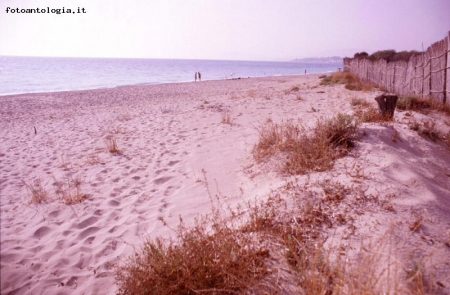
[{"left": 0, "top": 56, "right": 342, "bottom": 96}]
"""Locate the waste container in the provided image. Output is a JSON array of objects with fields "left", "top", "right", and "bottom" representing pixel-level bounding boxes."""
[{"left": 374, "top": 94, "right": 398, "bottom": 118}]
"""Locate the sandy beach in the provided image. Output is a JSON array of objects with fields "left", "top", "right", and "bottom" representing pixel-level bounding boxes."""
[{"left": 1, "top": 74, "right": 450, "bottom": 294}]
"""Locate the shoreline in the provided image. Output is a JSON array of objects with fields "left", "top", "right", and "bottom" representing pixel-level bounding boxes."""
[{"left": 0, "top": 72, "right": 330, "bottom": 98}]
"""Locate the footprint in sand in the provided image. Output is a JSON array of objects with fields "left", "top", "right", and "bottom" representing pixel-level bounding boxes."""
[
  {"left": 76, "top": 216, "right": 99, "bottom": 229},
  {"left": 33, "top": 226, "right": 52, "bottom": 239},
  {"left": 155, "top": 168, "right": 168, "bottom": 175},
  {"left": 153, "top": 176, "right": 172, "bottom": 185},
  {"left": 78, "top": 226, "right": 101, "bottom": 239},
  {"left": 108, "top": 200, "right": 120, "bottom": 207},
  {"left": 167, "top": 160, "right": 179, "bottom": 166}
]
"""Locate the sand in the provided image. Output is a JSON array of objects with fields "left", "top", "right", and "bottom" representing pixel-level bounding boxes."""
[{"left": 1, "top": 74, "right": 450, "bottom": 294}]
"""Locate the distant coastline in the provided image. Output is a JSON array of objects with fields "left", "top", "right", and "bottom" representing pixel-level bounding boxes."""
[{"left": 292, "top": 56, "right": 343, "bottom": 65}]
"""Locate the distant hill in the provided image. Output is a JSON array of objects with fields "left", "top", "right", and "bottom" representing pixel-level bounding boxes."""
[{"left": 292, "top": 56, "right": 343, "bottom": 64}]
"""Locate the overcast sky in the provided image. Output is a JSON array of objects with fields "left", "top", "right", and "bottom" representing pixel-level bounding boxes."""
[{"left": 0, "top": 0, "right": 449, "bottom": 61}]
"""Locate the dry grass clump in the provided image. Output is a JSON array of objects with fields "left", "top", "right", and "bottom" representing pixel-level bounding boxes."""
[
  {"left": 253, "top": 114, "right": 359, "bottom": 174},
  {"left": 106, "top": 137, "right": 121, "bottom": 154},
  {"left": 115, "top": 214, "right": 270, "bottom": 295},
  {"left": 285, "top": 85, "right": 300, "bottom": 94},
  {"left": 253, "top": 114, "right": 357, "bottom": 174},
  {"left": 397, "top": 95, "right": 450, "bottom": 115},
  {"left": 408, "top": 120, "right": 441, "bottom": 142},
  {"left": 353, "top": 105, "right": 393, "bottom": 123},
  {"left": 22, "top": 178, "right": 49, "bottom": 204},
  {"left": 320, "top": 71, "right": 374, "bottom": 91},
  {"left": 350, "top": 97, "right": 371, "bottom": 108},
  {"left": 85, "top": 150, "right": 100, "bottom": 165},
  {"left": 221, "top": 112, "right": 232, "bottom": 124},
  {"left": 53, "top": 175, "right": 86, "bottom": 205},
  {"left": 397, "top": 95, "right": 431, "bottom": 111},
  {"left": 443, "top": 131, "right": 450, "bottom": 150},
  {"left": 115, "top": 174, "right": 438, "bottom": 295}
]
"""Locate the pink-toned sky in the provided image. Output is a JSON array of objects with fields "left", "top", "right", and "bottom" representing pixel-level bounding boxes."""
[{"left": 0, "top": 0, "right": 449, "bottom": 61}]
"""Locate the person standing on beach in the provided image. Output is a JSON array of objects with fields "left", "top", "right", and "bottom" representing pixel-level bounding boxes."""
[
  {"left": 195, "top": 72, "right": 198, "bottom": 82},
  {"left": 198, "top": 72, "right": 202, "bottom": 81}
]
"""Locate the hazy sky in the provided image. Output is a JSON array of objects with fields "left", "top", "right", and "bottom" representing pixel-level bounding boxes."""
[{"left": 0, "top": 0, "right": 449, "bottom": 61}]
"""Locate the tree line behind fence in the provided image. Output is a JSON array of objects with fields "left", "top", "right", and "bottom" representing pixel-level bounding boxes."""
[{"left": 343, "top": 31, "right": 450, "bottom": 105}]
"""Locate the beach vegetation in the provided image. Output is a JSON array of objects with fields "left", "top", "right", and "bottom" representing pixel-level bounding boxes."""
[
  {"left": 115, "top": 172, "right": 435, "bottom": 294},
  {"left": 353, "top": 105, "right": 393, "bottom": 123},
  {"left": 108, "top": 125, "right": 126, "bottom": 134},
  {"left": 417, "top": 121, "right": 440, "bottom": 142},
  {"left": 353, "top": 51, "right": 369, "bottom": 59},
  {"left": 287, "top": 85, "right": 300, "bottom": 93},
  {"left": 221, "top": 112, "right": 232, "bottom": 124},
  {"left": 85, "top": 150, "right": 101, "bottom": 165},
  {"left": 397, "top": 95, "right": 431, "bottom": 111},
  {"left": 370, "top": 50, "right": 422, "bottom": 62},
  {"left": 397, "top": 95, "right": 450, "bottom": 116},
  {"left": 320, "top": 71, "right": 374, "bottom": 91},
  {"left": 253, "top": 113, "right": 359, "bottom": 174},
  {"left": 115, "top": 204, "right": 271, "bottom": 295},
  {"left": 22, "top": 178, "right": 49, "bottom": 204},
  {"left": 350, "top": 97, "right": 371, "bottom": 108},
  {"left": 106, "top": 137, "right": 121, "bottom": 154},
  {"left": 53, "top": 174, "right": 86, "bottom": 205},
  {"left": 352, "top": 50, "right": 423, "bottom": 63}
]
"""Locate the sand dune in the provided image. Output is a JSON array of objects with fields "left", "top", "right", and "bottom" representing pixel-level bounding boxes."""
[{"left": 1, "top": 75, "right": 449, "bottom": 294}]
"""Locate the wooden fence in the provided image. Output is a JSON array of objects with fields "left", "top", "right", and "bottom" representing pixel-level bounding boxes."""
[{"left": 343, "top": 31, "right": 450, "bottom": 105}]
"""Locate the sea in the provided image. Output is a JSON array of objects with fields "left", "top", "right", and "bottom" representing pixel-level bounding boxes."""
[{"left": 0, "top": 56, "right": 342, "bottom": 96}]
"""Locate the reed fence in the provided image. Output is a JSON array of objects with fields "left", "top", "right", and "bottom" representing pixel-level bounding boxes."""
[{"left": 343, "top": 31, "right": 450, "bottom": 105}]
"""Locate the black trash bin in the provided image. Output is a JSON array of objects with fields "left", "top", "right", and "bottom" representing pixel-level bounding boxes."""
[{"left": 374, "top": 94, "right": 398, "bottom": 118}]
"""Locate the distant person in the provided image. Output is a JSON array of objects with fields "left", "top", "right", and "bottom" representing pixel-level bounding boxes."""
[
  {"left": 304, "top": 69, "right": 307, "bottom": 74},
  {"left": 198, "top": 72, "right": 202, "bottom": 81},
  {"left": 195, "top": 72, "right": 198, "bottom": 82}
]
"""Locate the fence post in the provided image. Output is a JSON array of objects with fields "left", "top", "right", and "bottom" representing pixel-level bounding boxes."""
[
  {"left": 429, "top": 47, "right": 432, "bottom": 100},
  {"left": 422, "top": 54, "right": 425, "bottom": 98},
  {"left": 445, "top": 31, "right": 449, "bottom": 105}
]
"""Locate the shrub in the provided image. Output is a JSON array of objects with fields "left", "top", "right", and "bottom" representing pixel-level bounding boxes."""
[
  {"left": 417, "top": 121, "right": 440, "bottom": 142},
  {"left": 320, "top": 72, "right": 374, "bottom": 91},
  {"left": 354, "top": 51, "right": 369, "bottom": 59},
  {"left": 253, "top": 114, "right": 359, "bottom": 175},
  {"left": 397, "top": 95, "right": 431, "bottom": 111},
  {"left": 366, "top": 50, "right": 423, "bottom": 62},
  {"left": 354, "top": 106, "right": 393, "bottom": 123},
  {"left": 115, "top": 215, "right": 270, "bottom": 295},
  {"left": 350, "top": 98, "right": 371, "bottom": 108},
  {"left": 53, "top": 175, "right": 86, "bottom": 205}
]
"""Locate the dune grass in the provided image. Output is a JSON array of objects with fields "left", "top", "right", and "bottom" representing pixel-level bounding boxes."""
[
  {"left": 115, "top": 103, "right": 440, "bottom": 294},
  {"left": 106, "top": 137, "right": 121, "bottom": 154},
  {"left": 22, "top": 178, "right": 49, "bottom": 204},
  {"left": 397, "top": 95, "right": 450, "bottom": 116},
  {"left": 320, "top": 71, "right": 374, "bottom": 91},
  {"left": 53, "top": 175, "right": 86, "bottom": 205},
  {"left": 115, "top": 175, "right": 437, "bottom": 294},
  {"left": 253, "top": 113, "right": 359, "bottom": 174}
]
